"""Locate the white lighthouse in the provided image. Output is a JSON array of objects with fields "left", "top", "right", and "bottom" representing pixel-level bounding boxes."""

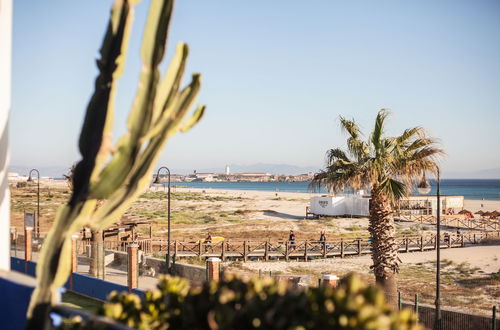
[{"left": 225, "top": 165, "right": 230, "bottom": 175}]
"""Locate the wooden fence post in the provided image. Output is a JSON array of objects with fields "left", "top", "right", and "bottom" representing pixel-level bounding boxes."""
[
  {"left": 221, "top": 241, "right": 225, "bottom": 261},
  {"left": 420, "top": 236, "right": 424, "bottom": 252},
  {"left": 340, "top": 239, "right": 344, "bottom": 258},
  {"left": 243, "top": 241, "right": 247, "bottom": 262},
  {"left": 264, "top": 241, "right": 269, "bottom": 261},
  {"left": 198, "top": 241, "right": 202, "bottom": 260},
  {"left": 357, "top": 239, "right": 361, "bottom": 255},
  {"left": 304, "top": 241, "right": 308, "bottom": 261},
  {"left": 285, "top": 241, "right": 289, "bottom": 261},
  {"left": 473, "top": 233, "right": 476, "bottom": 244},
  {"left": 492, "top": 305, "right": 496, "bottom": 330},
  {"left": 405, "top": 237, "right": 409, "bottom": 253},
  {"left": 322, "top": 241, "right": 327, "bottom": 258}
]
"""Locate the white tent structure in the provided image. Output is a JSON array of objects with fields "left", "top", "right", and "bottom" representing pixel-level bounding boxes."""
[
  {"left": 0, "top": 0, "right": 12, "bottom": 271},
  {"left": 310, "top": 191, "right": 370, "bottom": 217},
  {"left": 309, "top": 192, "right": 464, "bottom": 218}
]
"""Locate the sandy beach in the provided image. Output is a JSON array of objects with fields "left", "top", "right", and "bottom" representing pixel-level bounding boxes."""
[
  {"left": 173, "top": 186, "right": 500, "bottom": 217},
  {"left": 9, "top": 182, "right": 500, "bottom": 315}
]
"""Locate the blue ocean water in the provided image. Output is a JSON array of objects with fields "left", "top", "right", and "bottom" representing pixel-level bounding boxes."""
[{"left": 171, "top": 179, "right": 500, "bottom": 201}]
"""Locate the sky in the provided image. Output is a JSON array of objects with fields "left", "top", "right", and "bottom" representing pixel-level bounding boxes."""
[{"left": 10, "top": 0, "right": 500, "bottom": 176}]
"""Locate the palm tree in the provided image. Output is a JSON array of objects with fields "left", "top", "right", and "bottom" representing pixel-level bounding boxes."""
[{"left": 310, "top": 109, "right": 442, "bottom": 307}]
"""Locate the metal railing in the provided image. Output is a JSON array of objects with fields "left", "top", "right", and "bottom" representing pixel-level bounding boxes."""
[{"left": 399, "top": 293, "right": 498, "bottom": 330}]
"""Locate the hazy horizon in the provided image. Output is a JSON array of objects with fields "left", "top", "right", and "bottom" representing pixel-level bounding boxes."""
[
  {"left": 10, "top": 1, "right": 500, "bottom": 175},
  {"left": 8, "top": 163, "right": 500, "bottom": 179}
]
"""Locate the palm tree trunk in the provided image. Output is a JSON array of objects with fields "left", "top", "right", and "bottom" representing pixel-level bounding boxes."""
[{"left": 369, "top": 188, "right": 399, "bottom": 308}]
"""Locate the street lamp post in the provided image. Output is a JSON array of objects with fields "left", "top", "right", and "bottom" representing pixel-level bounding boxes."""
[
  {"left": 418, "top": 168, "right": 441, "bottom": 329},
  {"left": 154, "top": 167, "right": 171, "bottom": 274},
  {"left": 27, "top": 169, "right": 40, "bottom": 238}
]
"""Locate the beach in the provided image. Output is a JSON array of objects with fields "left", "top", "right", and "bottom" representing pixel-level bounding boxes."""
[{"left": 9, "top": 182, "right": 500, "bottom": 315}]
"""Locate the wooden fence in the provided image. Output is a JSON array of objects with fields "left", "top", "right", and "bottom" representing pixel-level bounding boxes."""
[
  {"left": 396, "top": 215, "right": 500, "bottom": 231},
  {"left": 145, "top": 231, "right": 499, "bottom": 262}
]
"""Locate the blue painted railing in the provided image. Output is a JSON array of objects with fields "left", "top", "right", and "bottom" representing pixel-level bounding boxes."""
[{"left": 10, "top": 257, "right": 144, "bottom": 300}]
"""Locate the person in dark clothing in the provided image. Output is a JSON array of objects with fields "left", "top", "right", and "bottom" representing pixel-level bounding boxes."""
[
  {"left": 444, "top": 232, "right": 450, "bottom": 244},
  {"left": 288, "top": 230, "right": 296, "bottom": 250},
  {"left": 319, "top": 231, "right": 327, "bottom": 250},
  {"left": 205, "top": 232, "right": 212, "bottom": 252}
]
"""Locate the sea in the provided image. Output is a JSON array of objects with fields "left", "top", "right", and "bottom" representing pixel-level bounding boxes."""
[{"left": 169, "top": 179, "right": 500, "bottom": 201}]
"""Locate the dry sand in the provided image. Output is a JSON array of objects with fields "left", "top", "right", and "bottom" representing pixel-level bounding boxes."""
[
  {"left": 173, "top": 186, "right": 315, "bottom": 220},
  {"left": 173, "top": 186, "right": 500, "bottom": 218}
]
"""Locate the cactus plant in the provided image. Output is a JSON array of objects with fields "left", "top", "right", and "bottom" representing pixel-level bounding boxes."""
[
  {"left": 61, "top": 273, "right": 422, "bottom": 329},
  {"left": 26, "top": 0, "right": 205, "bottom": 328}
]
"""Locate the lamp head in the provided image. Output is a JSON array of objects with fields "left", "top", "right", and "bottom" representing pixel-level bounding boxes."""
[
  {"left": 417, "top": 174, "right": 431, "bottom": 195},
  {"left": 27, "top": 175, "right": 33, "bottom": 183},
  {"left": 153, "top": 175, "right": 161, "bottom": 184}
]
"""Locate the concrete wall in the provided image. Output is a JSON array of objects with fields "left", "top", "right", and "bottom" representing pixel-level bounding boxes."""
[
  {"left": 112, "top": 251, "right": 207, "bottom": 282},
  {"left": 172, "top": 262, "right": 206, "bottom": 282}
]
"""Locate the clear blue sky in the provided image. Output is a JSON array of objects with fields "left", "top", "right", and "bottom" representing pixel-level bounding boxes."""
[{"left": 10, "top": 0, "right": 500, "bottom": 175}]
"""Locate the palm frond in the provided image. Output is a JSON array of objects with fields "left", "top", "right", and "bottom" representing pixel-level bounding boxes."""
[
  {"left": 313, "top": 110, "right": 442, "bottom": 202},
  {"left": 371, "top": 109, "right": 390, "bottom": 154},
  {"left": 326, "top": 148, "right": 350, "bottom": 164},
  {"left": 379, "top": 177, "right": 408, "bottom": 202},
  {"left": 396, "top": 126, "right": 424, "bottom": 146},
  {"left": 339, "top": 116, "right": 361, "bottom": 139}
]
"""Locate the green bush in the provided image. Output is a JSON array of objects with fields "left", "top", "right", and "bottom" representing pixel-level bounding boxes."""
[
  {"left": 16, "top": 181, "right": 27, "bottom": 188},
  {"left": 62, "top": 273, "right": 421, "bottom": 329}
]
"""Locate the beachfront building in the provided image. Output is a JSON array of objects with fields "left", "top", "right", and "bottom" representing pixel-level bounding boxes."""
[
  {"left": 309, "top": 192, "right": 464, "bottom": 218},
  {"left": 397, "top": 195, "right": 464, "bottom": 218}
]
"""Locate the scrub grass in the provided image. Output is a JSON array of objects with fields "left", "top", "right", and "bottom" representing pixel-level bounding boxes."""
[{"left": 61, "top": 291, "right": 103, "bottom": 314}]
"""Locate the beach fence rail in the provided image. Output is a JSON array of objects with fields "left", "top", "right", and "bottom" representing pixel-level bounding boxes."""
[
  {"left": 10, "top": 230, "right": 499, "bottom": 263},
  {"left": 141, "top": 231, "right": 499, "bottom": 261},
  {"left": 396, "top": 214, "right": 500, "bottom": 232}
]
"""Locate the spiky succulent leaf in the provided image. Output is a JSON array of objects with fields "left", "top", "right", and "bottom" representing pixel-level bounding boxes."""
[{"left": 27, "top": 0, "right": 205, "bottom": 328}]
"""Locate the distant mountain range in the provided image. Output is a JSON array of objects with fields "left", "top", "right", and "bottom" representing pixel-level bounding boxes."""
[
  {"left": 8, "top": 163, "right": 320, "bottom": 177},
  {"left": 223, "top": 163, "right": 319, "bottom": 175},
  {"left": 8, "top": 164, "right": 500, "bottom": 179},
  {"left": 168, "top": 163, "right": 320, "bottom": 175},
  {"left": 8, "top": 165, "right": 70, "bottom": 178}
]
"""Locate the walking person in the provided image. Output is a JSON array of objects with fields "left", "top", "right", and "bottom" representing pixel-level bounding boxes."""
[
  {"left": 288, "top": 230, "right": 296, "bottom": 251},
  {"left": 319, "top": 230, "right": 326, "bottom": 248},
  {"left": 205, "top": 232, "right": 212, "bottom": 252}
]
